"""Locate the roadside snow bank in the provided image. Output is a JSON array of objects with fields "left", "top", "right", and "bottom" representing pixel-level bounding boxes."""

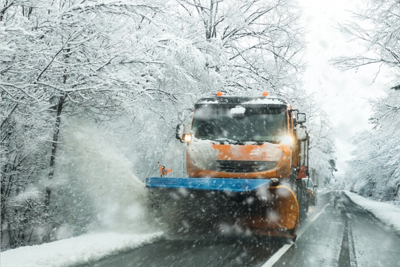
[
  {"left": 1, "top": 231, "right": 164, "bottom": 267},
  {"left": 344, "top": 191, "right": 400, "bottom": 234}
]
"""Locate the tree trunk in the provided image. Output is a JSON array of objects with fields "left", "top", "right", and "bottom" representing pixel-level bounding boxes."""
[
  {"left": 48, "top": 94, "right": 66, "bottom": 180},
  {"left": 44, "top": 94, "right": 66, "bottom": 214}
]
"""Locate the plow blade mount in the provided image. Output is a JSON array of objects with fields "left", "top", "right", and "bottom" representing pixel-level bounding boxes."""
[{"left": 146, "top": 177, "right": 300, "bottom": 240}]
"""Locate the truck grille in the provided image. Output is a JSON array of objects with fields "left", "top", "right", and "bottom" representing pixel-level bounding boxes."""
[{"left": 216, "top": 160, "right": 278, "bottom": 173}]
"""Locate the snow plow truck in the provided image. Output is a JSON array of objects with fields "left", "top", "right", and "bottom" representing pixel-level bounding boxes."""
[{"left": 146, "top": 92, "right": 310, "bottom": 241}]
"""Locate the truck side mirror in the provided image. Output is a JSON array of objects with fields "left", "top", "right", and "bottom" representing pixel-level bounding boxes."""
[
  {"left": 297, "top": 113, "right": 306, "bottom": 124},
  {"left": 176, "top": 124, "right": 184, "bottom": 142}
]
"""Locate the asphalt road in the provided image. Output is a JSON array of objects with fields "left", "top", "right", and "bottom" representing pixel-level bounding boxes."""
[{"left": 83, "top": 191, "right": 400, "bottom": 267}]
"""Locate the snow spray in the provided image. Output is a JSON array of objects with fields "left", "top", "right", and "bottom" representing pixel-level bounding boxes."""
[{"left": 55, "top": 120, "right": 155, "bottom": 234}]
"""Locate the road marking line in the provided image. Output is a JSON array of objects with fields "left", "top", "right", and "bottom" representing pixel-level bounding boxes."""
[{"left": 261, "top": 202, "right": 330, "bottom": 267}]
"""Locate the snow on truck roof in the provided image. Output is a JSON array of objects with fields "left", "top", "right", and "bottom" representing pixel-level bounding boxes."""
[{"left": 195, "top": 96, "right": 288, "bottom": 106}]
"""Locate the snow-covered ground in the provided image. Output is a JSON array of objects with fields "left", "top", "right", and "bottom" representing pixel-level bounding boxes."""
[
  {"left": 344, "top": 190, "right": 400, "bottom": 235},
  {"left": 1, "top": 231, "right": 164, "bottom": 267}
]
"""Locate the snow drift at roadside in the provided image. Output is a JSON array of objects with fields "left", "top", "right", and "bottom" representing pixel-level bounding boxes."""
[
  {"left": 344, "top": 191, "right": 400, "bottom": 235},
  {"left": 1, "top": 232, "right": 163, "bottom": 267}
]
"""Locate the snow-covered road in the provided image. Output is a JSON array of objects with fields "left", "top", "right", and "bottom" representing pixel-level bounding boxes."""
[{"left": 2, "top": 191, "right": 400, "bottom": 267}]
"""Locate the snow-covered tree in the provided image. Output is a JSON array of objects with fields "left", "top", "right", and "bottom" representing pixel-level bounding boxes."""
[
  {"left": 344, "top": 89, "right": 400, "bottom": 201},
  {"left": 333, "top": 0, "right": 400, "bottom": 85},
  {"left": 331, "top": 0, "right": 400, "bottom": 200},
  {"left": 170, "top": 0, "right": 305, "bottom": 93},
  {"left": 0, "top": 0, "right": 220, "bottom": 249}
]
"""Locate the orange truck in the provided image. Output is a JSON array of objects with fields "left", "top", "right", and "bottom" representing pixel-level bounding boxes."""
[{"left": 146, "top": 92, "right": 310, "bottom": 241}]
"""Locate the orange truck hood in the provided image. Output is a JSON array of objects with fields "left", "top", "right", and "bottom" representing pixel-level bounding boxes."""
[
  {"left": 186, "top": 139, "right": 290, "bottom": 178},
  {"left": 212, "top": 142, "right": 283, "bottom": 161}
]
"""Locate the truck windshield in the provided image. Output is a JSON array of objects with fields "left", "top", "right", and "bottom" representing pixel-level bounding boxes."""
[{"left": 192, "top": 104, "right": 287, "bottom": 143}]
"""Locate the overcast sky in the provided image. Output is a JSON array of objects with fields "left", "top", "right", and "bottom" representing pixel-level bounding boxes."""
[{"left": 299, "top": 0, "right": 391, "bottom": 175}]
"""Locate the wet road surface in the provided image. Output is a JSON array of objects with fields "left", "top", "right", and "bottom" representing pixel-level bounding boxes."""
[{"left": 82, "top": 191, "right": 400, "bottom": 267}]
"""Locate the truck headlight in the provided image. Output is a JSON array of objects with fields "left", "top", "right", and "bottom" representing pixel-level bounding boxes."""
[
  {"left": 183, "top": 134, "right": 192, "bottom": 142},
  {"left": 280, "top": 135, "right": 294, "bottom": 146}
]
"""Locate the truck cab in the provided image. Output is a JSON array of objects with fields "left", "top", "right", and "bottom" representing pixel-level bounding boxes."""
[{"left": 176, "top": 94, "right": 308, "bottom": 181}]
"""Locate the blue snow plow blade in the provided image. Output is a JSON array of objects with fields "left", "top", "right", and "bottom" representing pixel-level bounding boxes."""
[{"left": 146, "top": 177, "right": 271, "bottom": 193}]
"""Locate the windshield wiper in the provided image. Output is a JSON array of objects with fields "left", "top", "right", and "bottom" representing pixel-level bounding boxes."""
[
  {"left": 213, "top": 138, "right": 243, "bottom": 145},
  {"left": 213, "top": 139, "right": 267, "bottom": 145},
  {"left": 245, "top": 140, "right": 279, "bottom": 145}
]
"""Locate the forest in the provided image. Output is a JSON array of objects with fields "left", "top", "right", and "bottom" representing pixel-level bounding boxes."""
[{"left": 1, "top": 0, "right": 398, "bottom": 251}]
